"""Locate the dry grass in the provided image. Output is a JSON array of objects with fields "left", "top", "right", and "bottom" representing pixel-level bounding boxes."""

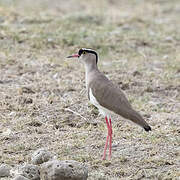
[{"left": 0, "top": 0, "right": 180, "bottom": 179}]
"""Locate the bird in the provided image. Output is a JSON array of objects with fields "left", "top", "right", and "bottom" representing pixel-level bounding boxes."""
[{"left": 67, "top": 48, "right": 151, "bottom": 160}]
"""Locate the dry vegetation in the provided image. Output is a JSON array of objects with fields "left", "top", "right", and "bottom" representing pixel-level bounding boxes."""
[{"left": 0, "top": 0, "right": 180, "bottom": 179}]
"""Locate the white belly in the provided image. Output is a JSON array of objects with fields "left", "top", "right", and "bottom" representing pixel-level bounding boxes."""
[{"left": 89, "top": 88, "right": 114, "bottom": 118}]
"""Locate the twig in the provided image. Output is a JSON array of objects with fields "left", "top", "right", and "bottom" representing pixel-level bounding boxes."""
[
  {"left": 64, "top": 108, "right": 88, "bottom": 121},
  {"left": 138, "top": 50, "right": 147, "bottom": 60}
]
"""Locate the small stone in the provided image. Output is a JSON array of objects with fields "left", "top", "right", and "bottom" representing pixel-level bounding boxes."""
[
  {"left": 18, "top": 97, "right": 33, "bottom": 104},
  {"left": 27, "top": 121, "right": 42, "bottom": 127},
  {"left": 9, "top": 111, "right": 16, "bottom": 117},
  {"left": 19, "top": 164, "right": 40, "bottom": 180},
  {"left": 163, "top": 55, "right": 168, "bottom": 60},
  {"left": 20, "top": 87, "right": 35, "bottom": 94},
  {"left": 132, "top": 70, "right": 142, "bottom": 76},
  {"left": 19, "top": 28, "right": 27, "bottom": 33},
  {"left": 121, "top": 83, "right": 129, "bottom": 90},
  {"left": 24, "top": 98, "right": 33, "bottom": 104},
  {"left": 103, "top": 161, "right": 111, "bottom": 167},
  {"left": 47, "top": 38, "right": 53, "bottom": 43},
  {"left": 0, "top": 164, "right": 11, "bottom": 177},
  {"left": 145, "top": 87, "right": 154, "bottom": 92},
  {"left": 40, "top": 160, "right": 88, "bottom": 180},
  {"left": 2, "top": 128, "right": 12, "bottom": 136},
  {"left": 13, "top": 175, "right": 30, "bottom": 180},
  {"left": 31, "top": 149, "right": 56, "bottom": 165},
  {"left": 165, "top": 36, "right": 174, "bottom": 42}
]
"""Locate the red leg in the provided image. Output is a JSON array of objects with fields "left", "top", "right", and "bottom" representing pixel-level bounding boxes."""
[
  {"left": 109, "top": 117, "right": 112, "bottom": 160},
  {"left": 102, "top": 116, "right": 110, "bottom": 160}
]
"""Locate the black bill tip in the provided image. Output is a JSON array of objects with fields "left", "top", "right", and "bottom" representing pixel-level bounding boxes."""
[
  {"left": 66, "top": 54, "right": 79, "bottom": 58},
  {"left": 67, "top": 55, "right": 73, "bottom": 58}
]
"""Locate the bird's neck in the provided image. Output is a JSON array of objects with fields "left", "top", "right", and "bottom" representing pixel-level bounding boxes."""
[
  {"left": 84, "top": 62, "right": 98, "bottom": 74},
  {"left": 84, "top": 63, "right": 98, "bottom": 88}
]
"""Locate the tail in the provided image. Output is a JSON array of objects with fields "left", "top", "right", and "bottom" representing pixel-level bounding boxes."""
[
  {"left": 119, "top": 108, "right": 152, "bottom": 132},
  {"left": 129, "top": 109, "right": 151, "bottom": 131}
]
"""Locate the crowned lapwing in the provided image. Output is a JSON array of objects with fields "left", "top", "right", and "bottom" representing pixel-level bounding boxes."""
[{"left": 67, "top": 48, "right": 151, "bottom": 160}]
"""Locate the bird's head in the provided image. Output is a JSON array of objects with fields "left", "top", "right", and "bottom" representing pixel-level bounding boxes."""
[{"left": 67, "top": 48, "right": 98, "bottom": 65}]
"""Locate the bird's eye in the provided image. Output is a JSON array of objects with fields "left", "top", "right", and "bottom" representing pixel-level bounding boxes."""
[{"left": 83, "top": 51, "right": 86, "bottom": 54}]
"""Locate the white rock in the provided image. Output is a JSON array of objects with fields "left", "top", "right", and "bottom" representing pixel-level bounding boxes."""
[
  {"left": 40, "top": 160, "right": 88, "bottom": 180},
  {"left": 19, "top": 164, "right": 40, "bottom": 180},
  {"left": 0, "top": 164, "right": 11, "bottom": 177},
  {"left": 13, "top": 175, "right": 30, "bottom": 180},
  {"left": 31, "top": 148, "right": 56, "bottom": 165}
]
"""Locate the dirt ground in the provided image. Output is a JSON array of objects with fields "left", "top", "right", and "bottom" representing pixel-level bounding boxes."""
[{"left": 0, "top": 0, "right": 180, "bottom": 179}]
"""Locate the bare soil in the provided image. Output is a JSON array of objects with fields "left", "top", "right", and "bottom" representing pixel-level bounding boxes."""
[{"left": 0, "top": 0, "right": 180, "bottom": 179}]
